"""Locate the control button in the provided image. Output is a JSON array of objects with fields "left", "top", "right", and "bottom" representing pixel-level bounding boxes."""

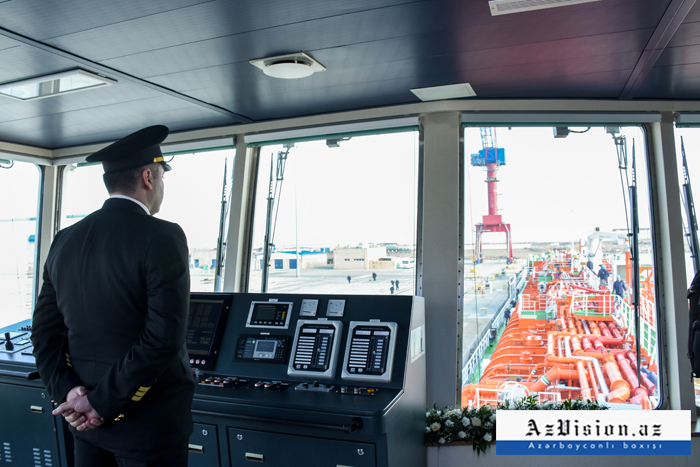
[
  {"left": 341, "top": 386, "right": 348, "bottom": 393},
  {"left": 312, "top": 381, "right": 319, "bottom": 388},
  {"left": 254, "top": 381, "right": 263, "bottom": 388},
  {"left": 264, "top": 382, "right": 273, "bottom": 389},
  {"left": 205, "top": 377, "right": 213, "bottom": 382}
]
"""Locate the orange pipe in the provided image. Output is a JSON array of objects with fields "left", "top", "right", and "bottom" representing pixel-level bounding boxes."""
[
  {"left": 528, "top": 366, "right": 579, "bottom": 393},
  {"left": 629, "top": 393, "right": 653, "bottom": 410},
  {"left": 625, "top": 351, "right": 657, "bottom": 394},
  {"left": 615, "top": 353, "right": 639, "bottom": 389},
  {"left": 585, "top": 360, "right": 600, "bottom": 399},
  {"left": 603, "top": 354, "right": 630, "bottom": 402},
  {"left": 581, "top": 336, "right": 594, "bottom": 352},
  {"left": 576, "top": 360, "right": 592, "bottom": 401}
]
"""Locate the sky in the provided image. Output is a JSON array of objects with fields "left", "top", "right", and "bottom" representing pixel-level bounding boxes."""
[
  {"left": 1, "top": 125, "right": 696, "bottom": 273},
  {"left": 249, "top": 133, "right": 419, "bottom": 251},
  {"left": 463, "top": 126, "right": 651, "bottom": 245}
]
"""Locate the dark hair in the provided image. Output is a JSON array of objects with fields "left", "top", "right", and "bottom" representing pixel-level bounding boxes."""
[{"left": 103, "top": 163, "right": 159, "bottom": 194}]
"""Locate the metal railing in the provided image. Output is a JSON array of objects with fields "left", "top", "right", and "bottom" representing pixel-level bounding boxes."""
[
  {"left": 618, "top": 295, "right": 657, "bottom": 367},
  {"left": 569, "top": 294, "right": 615, "bottom": 319},
  {"left": 462, "top": 270, "right": 523, "bottom": 386}
]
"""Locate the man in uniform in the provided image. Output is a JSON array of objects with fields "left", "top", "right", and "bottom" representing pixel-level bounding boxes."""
[{"left": 31, "top": 125, "right": 194, "bottom": 467}]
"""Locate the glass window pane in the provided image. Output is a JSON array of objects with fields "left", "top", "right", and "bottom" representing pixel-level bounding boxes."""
[
  {"left": 248, "top": 132, "right": 418, "bottom": 294},
  {"left": 462, "top": 126, "right": 660, "bottom": 410},
  {"left": 673, "top": 127, "right": 700, "bottom": 409},
  {"left": 0, "top": 161, "right": 41, "bottom": 328},
  {"left": 59, "top": 149, "right": 235, "bottom": 292}
]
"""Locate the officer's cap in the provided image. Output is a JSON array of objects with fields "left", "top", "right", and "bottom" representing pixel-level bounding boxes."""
[{"left": 86, "top": 125, "right": 170, "bottom": 174}]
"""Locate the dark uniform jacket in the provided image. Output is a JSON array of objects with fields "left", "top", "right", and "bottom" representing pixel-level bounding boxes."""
[{"left": 32, "top": 198, "right": 194, "bottom": 451}]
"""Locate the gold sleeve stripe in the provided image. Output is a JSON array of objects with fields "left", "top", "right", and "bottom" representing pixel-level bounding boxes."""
[
  {"left": 153, "top": 156, "right": 164, "bottom": 163},
  {"left": 131, "top": 386, "right": 151, "bottom": 401}
]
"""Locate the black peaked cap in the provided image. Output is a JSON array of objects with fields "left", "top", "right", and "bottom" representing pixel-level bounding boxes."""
[{"left": 86, "top": 125, "right": 170, "bottom": 173}]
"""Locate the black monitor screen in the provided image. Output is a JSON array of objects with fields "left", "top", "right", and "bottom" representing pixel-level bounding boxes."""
[{"left": 186, "top": 294, "right": 232, "bottom": 370}]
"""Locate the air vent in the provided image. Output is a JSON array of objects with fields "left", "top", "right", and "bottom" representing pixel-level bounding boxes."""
[
  {"left": 250, "top": 52, "right": 326, "bottom": 79},
  {"left": 489, "top": 0, "right": 602, "bottom": 16}
]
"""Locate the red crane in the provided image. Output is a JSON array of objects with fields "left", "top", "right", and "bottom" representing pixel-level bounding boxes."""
[{"left": 472, "top": 128, "right": 513, "bottom": 263}]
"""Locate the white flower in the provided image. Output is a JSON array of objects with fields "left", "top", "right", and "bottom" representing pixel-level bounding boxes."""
[
  {"left": 471, "top": 417, "right": 482, "bottom": 427},
  {"left": 458, "top": 431, "right": 467, "bottom": 439},
  {"left": 489, "top": 413, "right": 496, "bottom": 422},
  {"left": 462, "top": 417, "right": 471, "bottom": 427},
  {"left": 437, "top": 410, "right": 442, "bottom": 416},
  {"left": 445, "top": 420, "right": 454, "bottom": 427},
  {"left": 451, "top": 409, "right": 462, "bottom": 417},
  {"left": 426, "top": 411, "right": 430, "bottom": 417},
  {"left": 438, "top": 437, "right": 446, "bottom": 444},
  {"left": 426, "top": 426, "right": 432, "bottom": 433},
  {"left": 484, "top": 433, "right": 493, "bottom": 442},
  {"left": 430, "top": 422, "right": 441, "bottom": 432},
  {"left": 484, "top": 422, "right": 493, "bottom": 429}
]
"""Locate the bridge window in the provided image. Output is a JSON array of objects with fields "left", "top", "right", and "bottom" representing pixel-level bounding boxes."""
[
  {"left": 59, "top": 149, "right": 235, "bottom": 292},
  {"left": 673, "top": 125, "right": 700, "bottom": 410},
  {"left": 248, "top": 131, "right": 418, "bottom": 294},
  {"left": 461, "top": 125, "right": 660, "bottom": 410},
  {"left": 0, "top": 160, "right": 41, "bottom": 328}
]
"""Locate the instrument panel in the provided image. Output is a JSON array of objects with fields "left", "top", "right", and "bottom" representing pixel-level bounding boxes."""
[{"left": 187, "top": 294, "right": 419, "bottom": 401}]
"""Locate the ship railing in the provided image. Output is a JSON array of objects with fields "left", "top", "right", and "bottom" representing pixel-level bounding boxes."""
[
  {"left": 470, "top": 388, "right": 562, "bottom": 408},
  {"left": 588, "top": 273, "right": 601, "bottom": 289},
  {"left": 618, "top": 295, "right": 657, "bottom": 367},
  {"left": 462, "top": 299, "right": 513, "bottom": 386},
  {"left": 461, "top": 330, "right": 492, "bottom": 386},
  {"left": 537, "top": 392, "right": 562, "bottom": 403},
  {"left": 569, "top": 294, "right": 615, "bottom": 319}
]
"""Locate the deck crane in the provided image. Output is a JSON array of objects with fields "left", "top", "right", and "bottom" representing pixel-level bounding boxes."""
[{"left": 472, "top": 128, "right": 513, "bottom": 263}]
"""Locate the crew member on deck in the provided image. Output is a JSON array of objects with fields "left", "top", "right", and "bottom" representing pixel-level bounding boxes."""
[
  {"left": 32, "top": 125, "right": 194, "bottom": 467},
  {"left": 597, "top": 264, "right": 610, "bottom": 286}
]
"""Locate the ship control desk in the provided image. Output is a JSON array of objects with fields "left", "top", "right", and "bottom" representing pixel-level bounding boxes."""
[{"left": 0, "top": 293, "right": 426, "bottom": 467}]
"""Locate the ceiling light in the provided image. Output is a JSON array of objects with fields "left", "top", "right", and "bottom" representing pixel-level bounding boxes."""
[
  {"left": 410, "top": 83, "right": 476, "bottom": 101},
  {"left": 489, "top": 0, "right": 603, "bottom": 16},
  {"left": 0, "top": 69, "right": 117, "bottom": 101},
  {"left": 250, "top": 52, "right": 326, "bottom": 79}
]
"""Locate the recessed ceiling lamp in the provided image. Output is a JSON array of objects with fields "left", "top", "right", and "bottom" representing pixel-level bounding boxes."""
[
  {"left": 250, "top": 52, "right": 326, "bottom": 79},
  {"left": 489, "top": 0, "right": 602, "bottom": 16},
  {"left": 410, "top": 83, "right": 476, "bottom": 101},
  {"left": 0, "top": 69, "right": 117, "bottom": 101}
]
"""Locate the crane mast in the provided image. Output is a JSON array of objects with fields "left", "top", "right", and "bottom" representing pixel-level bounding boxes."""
[{"left": 472, "top": 128, "right": 513, "bottom": 263}]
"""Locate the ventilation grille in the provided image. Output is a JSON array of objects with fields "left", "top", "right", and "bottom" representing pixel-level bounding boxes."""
[
  {"left": 32, "top": 448, "right": 54, "bottom": 466},
  {"left": 2, "top": 442, "right": 10, "bottom": 463},
  {"left": 489, "top": 0, "right": 602, "bottom": 16}
]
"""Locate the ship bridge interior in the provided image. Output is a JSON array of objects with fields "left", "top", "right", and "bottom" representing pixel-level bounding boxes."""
[{"left": 1, "top": 1, "right": 700, "bottom": 465}]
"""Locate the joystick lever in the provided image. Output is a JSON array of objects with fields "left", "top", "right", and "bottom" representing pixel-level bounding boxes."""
[{"left": 4, "top": 332, "right": 14, "bottom": 351}]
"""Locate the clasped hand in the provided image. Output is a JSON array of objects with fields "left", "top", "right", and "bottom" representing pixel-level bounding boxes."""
[{"left": 52, "top": 385, "right": 104, "bottom": 431}]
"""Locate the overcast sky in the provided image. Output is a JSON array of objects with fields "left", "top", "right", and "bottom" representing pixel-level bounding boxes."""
[{"left": 2, "top": 125, "right": 698, "bottom": 265}]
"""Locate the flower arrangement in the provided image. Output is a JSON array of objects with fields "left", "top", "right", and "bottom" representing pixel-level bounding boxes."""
[
  {"left": 426, "top": 395, "right": 608, "bottom": 455},
  {"left": 426, "top": 404, "right": 496, "bottom": 455}
]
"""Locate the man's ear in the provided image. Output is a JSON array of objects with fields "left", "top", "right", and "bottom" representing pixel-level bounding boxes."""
[{"left": 141, "top": 167, "right": 154, "bottom": 190}]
